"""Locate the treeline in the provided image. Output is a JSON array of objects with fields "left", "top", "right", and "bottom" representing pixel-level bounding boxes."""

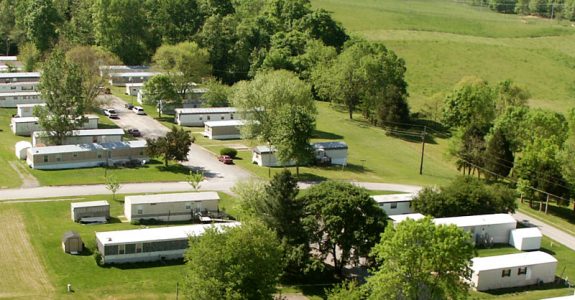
[{"left": 471, "top": 0, "right": 575, "bottom": 20}]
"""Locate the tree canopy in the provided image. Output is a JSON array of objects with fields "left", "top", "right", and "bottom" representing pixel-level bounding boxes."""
[{"left": 146, "top": 126, "right": 193, "bottom": 167}]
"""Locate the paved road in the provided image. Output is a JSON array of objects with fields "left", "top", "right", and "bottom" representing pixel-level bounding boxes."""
[
  {"left": 100, "top": 95, "right": 169, "bottom": 139},
  {"left": 513, "top": 211, "right": 575, "bottom": 251}
]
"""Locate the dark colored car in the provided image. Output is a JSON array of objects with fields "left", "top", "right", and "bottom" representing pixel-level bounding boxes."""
[
  {"left": 125, "top": 103, "right": 134, "bottom": 110},
  {"left": 218, "top": 155, "right": 233, "bottom": 164},
  {"left": 127, "top": 128, "right": 141, "bottom": 137}
]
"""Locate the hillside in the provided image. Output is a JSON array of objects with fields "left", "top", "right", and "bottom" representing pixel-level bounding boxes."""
[{"left": 311, "top": 0, "right": 575, "bottom": 113}]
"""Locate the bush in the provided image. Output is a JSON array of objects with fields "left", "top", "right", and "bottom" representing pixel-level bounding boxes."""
[{"left": 220, "top": 147, "right": 238, "bottom": 158}]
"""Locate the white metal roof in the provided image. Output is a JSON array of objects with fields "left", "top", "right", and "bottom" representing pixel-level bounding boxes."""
[
  {"left": 125, "top": 192, "right": 220, "bottom": 205},
  {"left": 0, "top": 91, "right": 41, "bottom": 97},
  {"left": 100, "top": 65, "right": 149, "bottom": 71},
  {"left": 0, "top": 81, "right": 38, "bottom": 86},
  {"left": 125, "top": 82, "right": 145, "bottom": 87},
  {"left": 510, "top": 227, "right": 542, "bottom": 238},
  {"left": 371, "top": 193, "right": 416, "bottom": 203},
  {"left": 11, "top": 117, "right": 38, "bottom": 123},
  {"left": 204, "top": 120, "right": 245, "bottom": 127},
  {"left": 253, "top": 145, "right": 276, "bottom": 154},
  {"left": 71, "top": 200, "right": 110, "bottom": 209},
  {"left": 109, "top": 72, "right": 161, "bottom": 77},
  {"left": 17, "top": 103, "right": 45, "bottom": 108},
  {"left": 96, "top": 222, "right": 240, "bottom": 245},
  {"left": 433, "top": 213, "right": 516, "bottom": 228},
  {"left": 33, "top": 129, "right": 125, "bottom": 138},
  {"left": 175, "top": 107, "right": 237, "bottom": 114},
  {"left": 313, "top": 141, "right": 348, "bottom": 150},
  {"left": 29, "top": 140, "right": 146, "bottom": 155},
  {"left": 0, "top": 56, "right": 17, "bottom": 61},
  {"left": 0, "top": 72, "right": 40, "bottom": 78},
  {"left": 471, "top": 251, "right": 557, "bottom": 272},
  {"left": 389, "top": 213, "right": 425, "bottom": 223}
]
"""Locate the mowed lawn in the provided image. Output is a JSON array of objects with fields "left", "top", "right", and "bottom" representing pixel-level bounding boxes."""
[
  {"left": 0, "top": 108, "right": 30, "bottom": 188},
  {"left": 311, "top": 0, "right": 575, "bottom": 113}
]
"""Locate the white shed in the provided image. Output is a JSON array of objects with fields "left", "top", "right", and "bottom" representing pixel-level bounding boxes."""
[
  {"left": 509, "top": 227, "right": 542, "bottom": 251},
  {"left": 251, "top": 145, "right": 296, "bottom": 167},
  {"left": 124, "top": 192, "right": 220, "bottom": 222},
  {"left": 434, "top": 214, "right": 517, "bottom": 245},
  {"left": 16, "top": 103, "right": 45, "bottom": 117},
  {"left": 470, "top": 251, "right": 557, "bottom": 291},
  {"left": 371, "top": 193, "right": 416, "bottom": 216},
  {"left": 15, "top": 141, "right": 32, "bottom": 160},
  {"left": 175, "top": 107, "right": 238, "bottom": 127},
  {"left": 313, "top": 142, "right": 348, "bottom": 165},
  {"left": 203, "top": 120, "right": 245, "bottom": 140}
]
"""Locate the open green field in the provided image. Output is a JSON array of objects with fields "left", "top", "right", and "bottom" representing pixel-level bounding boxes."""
[
  {"left": 312, "top": 0, "right": 575, "bottom": 113},
  {"left": 0, "top": 108, "right": 28, "bottom": 188}
]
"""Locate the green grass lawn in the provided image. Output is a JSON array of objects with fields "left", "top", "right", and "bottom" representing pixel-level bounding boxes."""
[
  {"left": 0, "top": 108, "right": 29, "bottom": 188},
  {"left": 311, "top": 0, "right": 575, "bottom": 113}
]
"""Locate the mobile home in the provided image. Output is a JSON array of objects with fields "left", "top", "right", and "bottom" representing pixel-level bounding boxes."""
[
  {"left": 389, "top": 213, "right": 426, "bottom": 225},
  {"left": 434, "top": 214, "right": 517, "bottom": 245},
  {"left": 509, "top": 227, "right": 542, "bottom": 251},
  {"left": 26, "top": 140, "right": 148, "bottom": 170},
  {"left": 0, "top": 91, "right": 43, "bottom": 107},
  {"left": 70, "top": 200, "right": 110, "bottom": 222},
  {"left": 16, "top": 103, "right": 45, "bottom": 117},
  {"left": 109, "top": 72, "right": 161, "bottom": 86},
  {"left": 125, "top": 82, "right": 144, "bottom": 96},
  {"left": 0, "top": 81, "right": 38, "bottom": 93},
  {"left": 99, "top": 65, "right": 150, "bottom": 77},
  {"left": 95, "top": 222, "right": 240, "bottom": 264},
  {"left": 33, "top": 129, "right": 125, "bottom": 146},
  {"left": 11, "top": 115, "right": 99, "bottom": 136},
  {"left": 124, "top": 192, "right": 220, "bottom": 222},
  {"left": 203, "top": 120, "right": 245, "bottom": 140},
  {"left": 313, "top": 142, "right": 348, "bottom": 165},
  {"left": 175, "top": 107, "right": 238, "bottom": 127},
  {"left": 470, "top": 251, "right": 557, "bottom": 291},
  {"left": 371, "top": 193, "right": 416, "bottom": 216},
  {"left": 0, "top": 72, "right": 41, "bottom": 84}
]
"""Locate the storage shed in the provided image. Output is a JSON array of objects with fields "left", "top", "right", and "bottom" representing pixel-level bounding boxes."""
[
  {"left": 175, "top": 107, "right": 238, "bottom": 127},
  {"left": 434, "top": 214, "right": 517, "bottom": 245},
  {"left": 62, "top": 231, "right": 83, "bottom": 254},
  {"left": 33, "top": 129, "right": 125, "bottom": 146},
  {"left": 124, "top": 192, "right": 220, "bottom": 222},
  {"left": 0, "top": 72, "right": 41, "bottom": 84},
  {"left": 15, "top": 141, "right": 32, "bottom": 160},
  {"left": 509, "top": 227, "right": 542, "bottom": 251},
  {"left": 0, "top": 81, "right": 38, "bottom": 93},
  {"left": 71, "top": 200, "right": 110, "bottom": 222},
  {"left": 371, "top": 193, "right": 416, "bottom": 216},
  {"left": 203, "top": 120, "right": 245, "bottom": 140},
  {"left": 95, "top": 222, "right": 240, "bottom": 264},
  {"left": 470, "top": 251, "right": 557, "bottom": 291},
  {"left": 313, "top": 142, "right": 348, "bottom": 165},
  {"left": 251, "top": 145, "right": 296, "bottom": 167},
  {"left": 16, "top": 103, "right": 45, "bottom": 117},
  {"left": 0, "top": 91, "right": 43, "bottom": 107}
]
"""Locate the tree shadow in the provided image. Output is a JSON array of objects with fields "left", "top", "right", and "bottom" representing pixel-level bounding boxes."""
[
  {"left": 187, "top": 166, "right": 220, "bottom": 179},
  {"left": 312, "top": 130, "right": 344, "bottom": 140},
  {"left": 97, "top": 123, "right": 121, "bottom": 129},
  {"left": 99, "top": 258, "right": 185, "bottom": 270}
]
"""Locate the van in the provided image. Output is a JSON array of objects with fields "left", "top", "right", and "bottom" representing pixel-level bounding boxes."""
[{"left": 132, "top": 106, "right": 145, "bottom": 115}]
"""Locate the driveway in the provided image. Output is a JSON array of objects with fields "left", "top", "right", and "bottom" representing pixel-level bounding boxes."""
[{"left": 513, "top": 211, "right": 575, "bottom": 251}]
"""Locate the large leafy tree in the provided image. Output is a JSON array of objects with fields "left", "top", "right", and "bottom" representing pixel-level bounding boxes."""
[
  {"left": 495, "top": 79, "right": 529, "bottom": 116},
  {"left": 0, "top": 0, "right": 17, "bottom": 55},
  {"left": 273, "top": 106, "right": 315, "bottom": 174},
  {"left": 483, "top": 128, "right": 514, "bottom": 179},
  {"left": 183, "top": 221, "right": 283, "bottom": 300},
  {"left": 35, "top": 49, "right": 90, "bottom": 145},
  {"left": 441, "top": 76, "right": 496, "bottom": 130},
  {"left": 21, "top": 0, "right": 60, "bottom": 52},
  {"left": 365, "top": 218, "right": 475, "bottom": 300},
  {"left": 201, "top": 78, "right": 231, "bottom": 107},
  {"left": 146, "top": 0, "right": 202, "bottom": 45},
  {"left": 146, "top": 126, "right": 193, "bottom": 167},
  {"left": 302, "top": 181, "right": 387, "bottom": 276},
  {"left": 142, "top": 75, "right": 179, "bottom": 117}
]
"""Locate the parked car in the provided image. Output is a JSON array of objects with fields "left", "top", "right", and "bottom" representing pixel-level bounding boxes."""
[
  {"left": 127, "top": 128, "right": 141, "bottom": 137},
  {"left": 125, "top": 103, "right": 134, "bottom": 110},
  {"left": 103, "top": 108, "right": 118, "bottom": 119},
  {"left": 218, "top": 155, "right": 233, "bottom": 164},
  {"left": 132, "top": 106, "right": 145, "bottom": 115}
]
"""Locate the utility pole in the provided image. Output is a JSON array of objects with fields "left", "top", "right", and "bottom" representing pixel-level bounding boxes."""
[
  {"left": 419, "top": 126, "right": 427, "bottom": 175},
  {"left": 545, "top": 194, "right": 550, "bottom": 214}
]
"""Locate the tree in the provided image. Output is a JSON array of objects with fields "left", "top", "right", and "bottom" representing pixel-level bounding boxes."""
[
  {"left": 495, "top": 79, "right": 529, "bottom": 116},
  {"left": 22, "top": 0, "right": 60, "bottom": 52},
  {"left": 142, "top": 74, "right": 179, "bottom": 117},
  {"left": 35, "top": 49, "right": 90, "bottom": 145},
  {"left": 413, "top": 176, "right": 517, "bottom": 217},
  {"left": 297, "top": 9, "right": 348, "bottom": 49},
  {"left": 0, "top": 0, "right": 16, "bottom": 55},
  {"left": 489, "top": 0, "right": 518, "bottom": 13},
  {"left": 232, "top": 179, "right": 267, "bottom": 217},
  {"left": 302, "top": 181, "right": 387, "bottom": 276},
  {"left": 201, "top": 78, "right": 231, "bottom": 107},
  {"left": 183, "top": 221, "right": 283, "bottom": 300},
  {"left": 273, "top": 106, "right": 315, "bottom": 175},
  {"left": 186, "top": 170, "right": 204, "bottom": 191},
  {"left": 17, "top": 42, "right": 40, "bottom": 71},
  {"left": 448, "top": 125, "right": 488, "bottom": 177},
  {"left": 105, "top": 174, "right": 121, "bottom": 201},
  {"left": 146, "top": 0, "right": 202, "bottom": 45},
  {"left": 365, "top": 218, "right": 475, "bottom": 300},
  {"left": 484, "top": 128, "right": 514, "bottom": 179},
  {"left": 441, "top": 77, "right": 496, "bottom": 129},
  {"left": 327, "top": 281, "right": 365, "bottom": 300},
  {"left": 146, "top": 126, "right": 193, "bottom": 167}
]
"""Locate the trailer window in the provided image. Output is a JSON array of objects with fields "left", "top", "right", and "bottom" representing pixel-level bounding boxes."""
[
  {"left": 518, "top": 267, "right": 527, "bottom": 275},
  {"left": 390, "top": 203, "right": 397, "bottom": 209},
  {"left": 501, "top": 269, "right": 511, "bottom": 277}
]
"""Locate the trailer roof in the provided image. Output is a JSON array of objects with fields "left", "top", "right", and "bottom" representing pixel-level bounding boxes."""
[
  {"left": 175, "top": 107, "right": 237, "bottom": 114},
  {"left": 0, "top": 72, "right": 40, "bottom": 78},
  {"left": 71, "top": 200, "right": 110, "bottom": 209},
  {"left": 371, "top": 193, "right": 416, "bottom": 203},
  {"left": 471, "top": 251, "right": 556, "bottom": 272},
  {"left": 17, "top": 103, "right": 45, "bottom": 108},
  {"left": 433, "top": 213, "right": 516, "bottom": 228},
  {"left": 313, "top": 141, "right": 348, "bottom": 150},
  {"left": 204, "top": 120, "right": 245, "bottom": 127},
  {"left": 510, "top": 227, "right": 542, "bottom": 238},
  {"left": 389, "top": 213, "right": 425, "bottom": 223},
  {"left": 11, "top": 117, "right": 38, "bottom": 123},
  {"left": 29, "top": 140, "right": 146, "bottom": 155},
  {"left": 0, "top": 91, "right": 41, "bottom": 97},
  {"left": 33, "top": 129, "right": 125, "bottom": 138},
  {"left": 109, "top": 71, "right": 162, "bottom": 77},
  {"left": 125, "top": 192, "right": 220, "bottom": 205},
  {"left": 96, "top": 222, "right": 240, "bottom": 245}
]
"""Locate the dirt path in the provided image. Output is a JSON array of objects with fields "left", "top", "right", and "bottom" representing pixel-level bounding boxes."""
[
  {"left": 0, "top": 209, "right": 54, "bottom": 298},
  {"left": 8, "top": 161, "right": 40, "bottom": 188}
]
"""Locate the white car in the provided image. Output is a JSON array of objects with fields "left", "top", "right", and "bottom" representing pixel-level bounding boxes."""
[
  {"left": 132, "top": 106, "right": 145, "bottom": 115},
  {"left": 103, "top": 108, "right": 118, "bottom": 119}
]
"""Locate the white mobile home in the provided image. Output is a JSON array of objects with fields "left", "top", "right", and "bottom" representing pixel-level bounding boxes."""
[
  {"left": 125, "top": 82, "right": 144, "bottom": 96},
  {"left": 371, "top": 193, "right": 416, "bottom": 216},
  {"left": 26, "top": 140, "right": 148, "bottom": 170},
  {"left": 0, "top": 81, "right": 38, "bottom": 93},
  {"left": 95, "top": 222, "right": 240, "bottom": 264},
  {"left": 203, "top": 120, "right": 245, "bottom": 140},
  {"left": 313, "top": 142, "right": 348, "bottom": 165},
  {"left": 175, "top": 107, "right": 238, "bottom": 127},
  {"left": 470, "top": 251, "right": 557, "bottom": 291},
  {"left": 0, "top": 72, "right": 40, "bottom": 83},
  {"left": 251, "top": 145, "right": 296, "bottom": 167},
  {"left": 124, "top": 192, "right": 220, "bottom": 222},
  {"left": 33, "top": 129, "right": 125, "bottom": 146},
  {"left": 99, "top": 65, "right": 150, "bottom": 77},
  {"left": 509, "top": 227, "right": 542, "bottom": 251},
  {"left": 0, "top": 91, "right": 43, "bottom": 107},
  {"left": 16, "top": 103, "right": 45, "bottom": 117},
  {"left": 109, "top": 72, "right": 161, "bottom": 86},
  {"left": 389, "top": 213, "right": 425, "bottom": 225},
  {"left": 71, "top": 201, "right": 110, "bottom": 222},
  {"left": 11, "top": 115, "right": 99, "bottom": 136},
  {"left": 434, "top": 214, "right": 517, "bottom": 245}
]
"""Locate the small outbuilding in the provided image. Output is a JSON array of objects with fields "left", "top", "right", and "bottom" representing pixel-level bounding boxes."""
[
  {"left": 313, "top": 142, "right": 348, "bottom": 165},
  {"left": 71, "top": 200, "right": 110, "bottom": 222},
  {"left": 15, "top": 141, "right": 32, "bottom": 160},
  {"left": 251, "top": 145, "right": 296, "bottom": 167},
  {"left": 371, "top": 193, "right": 416, "bottom": 216},
  {"left": 470, "top": 251, "right": 557, "bottom": 291},
  {"left": 61, "top": 231, "right": 83, "bottom": 254},
  {"left": 16, "top": 103, "right": 45, "bottom": 117},
  {"left": 203, "top": 120, "right": 245, "bottom": 140},
  {"left": 509, "top": 227, "right": 542, "bottom": 251}
]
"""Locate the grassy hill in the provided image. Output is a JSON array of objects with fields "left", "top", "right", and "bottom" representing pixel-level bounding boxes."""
[{"left": 311, "top": 0, "right": 575, "bottom": 113}]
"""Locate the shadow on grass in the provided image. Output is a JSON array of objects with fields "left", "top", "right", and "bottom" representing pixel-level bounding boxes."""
[
  {"left": 97, "top": 123, "right": 121, "bottom": 129},
  {"left": 106, "top": 216, "right": 123, "bottom": 224},
  {"left": 157, "top": 164, "right": 191, "bottom": 175},
  {"left": 75, "top": 247, "right": 94, "bottom": 257},
  {"left": 312, "top": 129, "right": 344, "bottom": 140},
  {"left": 539, "top": 246, "right": 557, "bottom": 256},
  {"left": 547, "top": 204, "right": 575, "bottom": 225},
  {"left": 481, "top": 281, "right": 564, "bottom": 295},
  {"left": 101, "top": 258, "right": 185, "bottom": 270}
]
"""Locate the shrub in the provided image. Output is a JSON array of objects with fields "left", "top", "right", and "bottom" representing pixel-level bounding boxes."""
[{"left": 220, "top": 147, "right": 238, "bottom": 158}]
